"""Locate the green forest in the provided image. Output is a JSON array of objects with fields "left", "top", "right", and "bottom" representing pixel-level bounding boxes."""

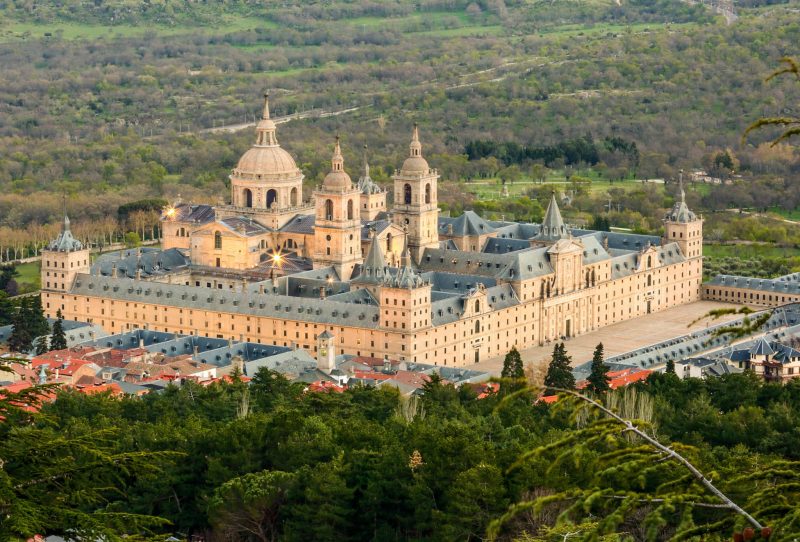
[
  {"left": 0, "top": 0, "right": 798, "bottom": 233},
  {"left": 5, "top": 358, "right": 800, "bottom": 541}
]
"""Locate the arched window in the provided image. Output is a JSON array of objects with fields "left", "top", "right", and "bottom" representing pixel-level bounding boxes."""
[
  {"left": 325, "top": 199, "right": 333, "bottom": 220},
  {"left": 474, "top": 300, "right": 480, "bottom": 313},
  {"left": 647, "top": 274, "right": 652, "bottom": 287},
  {"left": 474, "top": 320, "right": 480, "bottom": 334},
  {"left": 591, "top": 269, "right": 596, "bottom": 286},
  {"left": 404, "top": 184, "right": 412, "bottom": 204},
  {"left": 290, "top": 187, "right": 298, "bottom": 207},
  {"left": 347, "top": 199, "right": 354, "bottom": 220},
  {"left": 214, "top": 231, "right": 222, "bottom": 249},
  {"left": 266, "top": 189, "right": 277, "bottom": 209},
  {"left": 585, "top": 269, "right": 591, "bottom": 288},
  {"left": 179, "top": 227, "right": 185, "bottom": 237},
  {"left": 647, "top": 255, "right": 652, "bottom": 267},
  {"left": 386, "top": 232, "right": 392, "bottom": 253},
  {"left": 425, "top": 183, "right": 431, "bottom": 204},
  {"left": 243, "top": 188, "right": 253, "bottom": 208}
]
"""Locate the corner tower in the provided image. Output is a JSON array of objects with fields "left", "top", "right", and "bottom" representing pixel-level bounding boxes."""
[
  {"left": 313, "top": 137, "right": 363, "bottom": 280},
  {"left": 392, "top": 124, "right": 439, "bottom": 263},
  {"left": 663, "top": 177, "right": 703, "bottom": 259},
  {"left": 41, "top": 212, "right": 90, "bottom": 317}
]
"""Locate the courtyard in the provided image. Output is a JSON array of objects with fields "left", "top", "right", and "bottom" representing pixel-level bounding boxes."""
[{"left": 473, "top": 300, "right": 743, "bottom": 376}]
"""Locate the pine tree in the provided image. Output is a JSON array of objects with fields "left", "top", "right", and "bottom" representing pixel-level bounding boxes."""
[
  {"left": 7, "top": 303, "right": 32, "bottom": 353},
  {"left": 26, "top": 295, "right": 50, "bottom": 337},
  {"left": 666, "top": 358, "right": 676, "bottom": 375},
  {"left": 543, "top": 342, "right": 576, "bottom": 393},
  {"left": 501, "top": 346, "right": 525, "bottom": 379},
  {"left": 50, "top": 309, "right": 67, "bottom": 351},
  {"left": 34, "top": 335, "right": 49, "bottom": 355},
  {"left": 586, "top": 342, "right": 610, "bottom": 395}
]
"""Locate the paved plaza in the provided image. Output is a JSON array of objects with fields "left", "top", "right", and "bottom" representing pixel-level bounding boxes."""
[{"left": 473, "top": 300, "right": 742, "bottom": 375}]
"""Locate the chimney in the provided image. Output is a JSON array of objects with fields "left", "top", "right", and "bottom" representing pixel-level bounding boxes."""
[
  {"left": 135, "top": 268, "right": 142, "bottom": 281},
  {"left": 320, "top": 286, "right": 326, "bottom": 300},
  {"left": 139, "top": 338, "right": 144, "bottom": 349},
  {"left": 193, "top": 345, "right": 199, "bottom": 359},
  {"left": 111, "top": 264, "right": 118, "bottom": 278}
]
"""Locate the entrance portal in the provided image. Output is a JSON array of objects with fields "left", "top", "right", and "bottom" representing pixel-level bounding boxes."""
[
  {"left": 565, "top": 319, "right": 572, "bottom": 338},
  {"left": 474, "top": 350, "right": 480, "bottom": 364},
  {"left": 647, "top": 300, "right": 652, "bottom": 314}
]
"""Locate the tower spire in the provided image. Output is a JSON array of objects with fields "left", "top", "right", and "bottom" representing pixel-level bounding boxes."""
[
  {"left": 62, "top": 192, "right": 70, "bottom": 232},
  {"left": 363, "top": 143, "right": 370, "bottom": 178},
  {"left": 332, "top": 135, "right": 343, "bottom": 172},
  {"left": 262, "top": 93, "right": 271, "bottom": 120},
  {"left": 679, "top": 169, "right": 685, "bottom": 204},
  {"left": 255, "top": 93, "right": 278, "bottom": 146},
  {"left": 409, "top": 123, "right": 422, "bottom": 158}
]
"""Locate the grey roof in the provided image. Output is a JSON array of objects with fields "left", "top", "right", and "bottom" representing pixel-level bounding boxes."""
[
  {"left": 69, "top": 274, "right": 382, "bottom": 327},
  {"left": 357, "top": 160, "right": 384, "bottom": 194},
  {"left": 354, "top": 235, "right": 389, "bottom": 284},
  {"left": 92, "top": 248, "right": 190, "bottom": 279},
  {"left": 164, "top": 203, "right": 215, "bottom": 224},
  {"left": 387, "top": 263, "right": 427, "bottom": 289},
  {"left": 482, "top": 237, "right": 531, "bottom": 254},
  {"left": 279, "top": 214, "right": 316, "bottom": 234},
  {"left": 492, "top": 221, "right": 541, "bottom": 240},
  {"left": 240, "top": 348, "right": 318, "bottom": 379},
  {"left": 425, "top": 271, "right": 497, "bottom": 293},
  {"left": 47, "top": 215, "right": 83, "bottom": 252},
  {"left": 439, "top": 211, "right": 495, "bottom": 236},
  {"left": 666, "top": 186, "right": 697, "bottom": 223},
  {"left": 534, "top": 193, "right": 568, "bottom": 242},
  {"left": 361, "top": 219, "right": 391, "bottom": 241},
  {"left": 220, "top": 217, "right": 271, "bottom": 236},
  {"left": 573, "top": 230, "right": 663, "bottom": 250},
  {"left": 420, "top": 247, "right": 552, "bottom": 281},
  {"left": 750, "top": 337, "right": 775, "bottom": 356},
  {"left": 326, "top": 288, "right": 378, "bottom": 305},
  {"left": 707, "top": 274, "right": 800, "bottom": 295},
  {"left": 772, "top": 343, "right": 800, "bottom": 363}
]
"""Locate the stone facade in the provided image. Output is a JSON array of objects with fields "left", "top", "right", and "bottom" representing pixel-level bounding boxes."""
[{"left": 41, "top": 97, "right": 705, "bottom": 367}]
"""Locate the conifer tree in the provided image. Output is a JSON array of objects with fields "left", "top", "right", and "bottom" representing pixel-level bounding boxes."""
[
  {"left": 586, "top": 342, "right": 610, "bottom": 395},
  {"left": 50, "top": 309, "right": 67, "bottom": 351},
  {"left": 33, "top": 335, "right": 49, "bottom": 355},
  {"left": 7, "top": 303, "right": 31, "bottom": 353},
  {"left": 666, "top": 358, "right": 676, "bottom": 374},
  {"left": 501, "top": 346, "right": 525, "bottom": 379},
  {"left": 543, "top": 342, "right": 575, "bottom": 393},
  {"left": 27, "top": 294, "right": 50, "bottom": 338}
]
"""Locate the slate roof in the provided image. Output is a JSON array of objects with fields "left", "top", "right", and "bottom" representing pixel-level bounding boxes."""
[
  {"left": 166, "top": 203, "right": 215, "bottom": 224},
  {"left": 92, "top": 248, "right": 190, "bottom": 279},
  {"left": 219, "top": 217, "right": 271, "bottom": 236},
  {"left": 361, "top": 219, "right": 392, "bottom": 240},
  {"left": 48, "top": 215, "right": 83, "bottom": 252},
  {"left": 280, "top": 214, "right": 316, "bottom": 234},
  {"left": 707, "top": 274, "right": 800, "bottom": 295},
  {"left": 439, "top": 211, "right": 495, "bottom": 236},
  {"left": 750, "top": 337, "right": 775, "bottom": 356},
  {"left": 534, "top": 193, "right": 568, "bottom": 242},
  {"left": 69, "top": 275, "right": 382, "bottom": 327},
  {"left": 483, "top": 237, "right": 531, "bottom": 254},
  {"left": 420, "top": 247, "right": 552, "bottom": 281}
]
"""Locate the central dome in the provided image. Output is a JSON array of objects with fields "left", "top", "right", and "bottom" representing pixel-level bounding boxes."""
[{"left": 234, "top": 146, "right": 299, "bottom": 178}]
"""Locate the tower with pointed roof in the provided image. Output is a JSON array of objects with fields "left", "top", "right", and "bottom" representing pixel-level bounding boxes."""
[
  {"left": 358, "top": 145, "right": 387, "bottom": 220},
  {"left": 41, "top": 210, "right": 90, "bottom": 311},
  {"left": 663, "top": 173, "right": 703, "bottom": 259},
  {"left": 533, "top": 192, "right": 569, "bottom": 245},
  {"left": 392, "top": 124, "right": 440, "bottom": 263},
  {"left": 222, "top": 94, "right": 311, "bottom": 229},
  {"left": 351, "top": 229, "right": 389, "bottom": 297},
  {"left": 313, "top": 137, "right": 363, "bottom": 280}
]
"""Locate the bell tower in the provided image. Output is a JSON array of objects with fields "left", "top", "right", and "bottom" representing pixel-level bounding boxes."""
[
  {"left": 392, "top": 124, "right": 439, "bottom": 263},
  {"left": 313, "top": 137, "right": 363, "bottom": 280}
]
